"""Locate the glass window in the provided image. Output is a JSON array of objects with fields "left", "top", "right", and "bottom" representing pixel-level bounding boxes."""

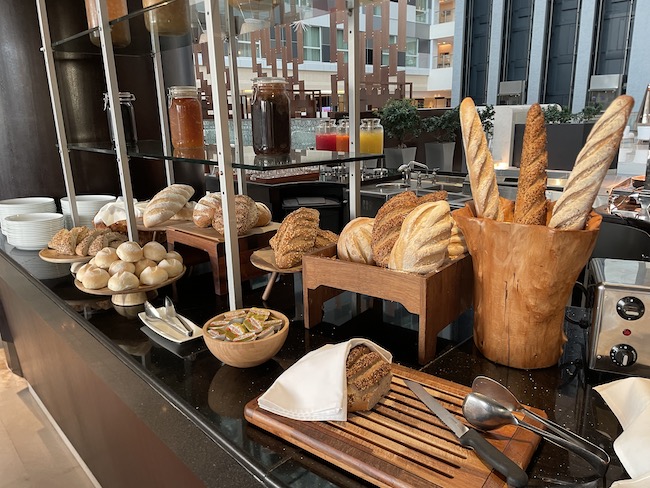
[
  {"left": 406, "top": 38, "right": 418, "bottom": 67},
  {"left": 303, "top": 26, "right": 321, "bottom": 62},
  {"left": 236, "top": 37, "right": 261, "bottom": 59},
  {"left": 381, "top": 35, "right": 397, "bottom": 65},
  {"left": 415, "top": 0, "right": 430, "bottom": 23},
  {"left": 337, "top": 29, "right": 348, "bottom": 63}
]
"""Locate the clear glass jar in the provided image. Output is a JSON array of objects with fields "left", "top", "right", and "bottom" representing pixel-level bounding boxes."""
[
  {"left": 359, "top": 118, "right": 384, "bottom": 154},
  {"left": 142, "top": 0, "right": 191, "bottom": 36},
  {"left": 315, "top": 120, "right": 337, "bottom": 151},
  {"left": 336, "top": 120, "right": 350, "bottom": 152},
  {"left": 103, "top": 91, "right": 137, "bottom": 146},
  {"left": 84, "top": 0, "right": 131, "bottom": 48},
  {"left": 168, "top": 86, "right": 204, "bottom": 149},
  {"left": 251, "top": 78, "right": 291, "bottom": 155}
]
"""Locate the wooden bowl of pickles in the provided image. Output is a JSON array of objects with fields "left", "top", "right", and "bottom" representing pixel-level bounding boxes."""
[{"left": 202, "top": 307, "right": 289, "bottom": 368}]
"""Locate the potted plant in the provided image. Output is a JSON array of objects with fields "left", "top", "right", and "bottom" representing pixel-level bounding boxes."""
[
  {"left": 422, "top": 106, "right": 460, "bottom": 171},
  {"left": 377, "top": 98, "right": 422, "bottom": 168}
]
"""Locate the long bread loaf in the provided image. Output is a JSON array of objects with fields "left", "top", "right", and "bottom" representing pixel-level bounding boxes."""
[
  {"left": 514, "top": 103, "right": 548, "bottom": 225},
  {"left": 460, "top": 98, "right": 502, "bottom": 220},
  {"left": 548, "top": 95, "right": 634, "bottom": 230},
  {"left": 371, "top": 191, "right": 419, "bottom": 267},
  {"left": 143, "top": 184, "right": 194, "bottom": 227}
]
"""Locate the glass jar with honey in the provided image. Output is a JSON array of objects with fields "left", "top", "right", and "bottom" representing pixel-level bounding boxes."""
[
  {"left": 142, "top": 0, "right": 191, "bottom": 37},
  {"left": 168, "top": 86, "right": 204, "bottom": 149},
  {"left": 251, "top": 78, "right": 291, "bottom": 155},
  {"left": 84, "top": 0, "right": 131, "bottom": 48}
]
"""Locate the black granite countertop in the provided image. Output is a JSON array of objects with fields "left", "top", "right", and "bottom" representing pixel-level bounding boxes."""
[{"left": 5, "top": 242, "right": 631, "bottom": 487}]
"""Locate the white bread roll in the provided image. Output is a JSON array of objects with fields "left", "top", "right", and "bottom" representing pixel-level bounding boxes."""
[
  {"left": 142, "top": 241, "right": 167, "bottom": 262},
  {"left": 140, "top": 266, "right": 169, "bottom": 286},
  {"left": 108, "top": 259, "right": 136, "bottom": 276},
  {"left": 76, "top": 262, "right": 97, "bottom": 282},
  {"left": 192, "top": 192, "right": 221, "bottom": 228},
  {"left": 460, "top": 97, "right": 502, "bottom": 220},
  {"left": 164, "top": 251, "right": 183, "bottom": 263},
  {"left": 134, "top": 258, "right": 157, "bottom": 277},
  {"left": 116, "top": 241, "right": 144, "bottom": 263},
  {"left": 388, "top": 201, "right": 452, "bottom": 274},
  {"left": 70, "top": 261, "right": 86, "bottom": 275},
  {"left": 157, "top": 258, "right": 183, "bottom": 278},
  {"left": 94, "top": 247, "right": 119, "bottom": 269},
  {"left": 337, "top": 217, "right": 375, "bottom": 265},
  {"left": 107, "top": 271, "right": 140, "bottom": 292},
  {"left": 255, "top": 202, "right": 272, "bottom": 227},
  {"left": 81, "top": 267, "right": 110, "bottom": 290},
  {"left": 549, "top": 95, "right": 634, "bottom": 230},
  {"left": 143, "top": 184, "right": 195, "bottom": 227}
]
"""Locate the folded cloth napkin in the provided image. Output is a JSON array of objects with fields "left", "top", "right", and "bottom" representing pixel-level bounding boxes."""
[
  {"left": 594, "top": 377, "right": 650, "bottom": 484},
  {"left": 258, "top": 339, "right": 392, "bottom": 421}
]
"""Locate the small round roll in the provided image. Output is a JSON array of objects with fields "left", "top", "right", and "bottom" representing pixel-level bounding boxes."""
[
  {"left": 139, "top": 266, "right": 169, "bottom": 286},
  {"left": 157, "top": 258, "right": 183, "bottom": 278},
  {"left": 116, "top": 241, "right": 144, "bottom": 263},
  {"left": 134, "top": 258, "right": 157, "bottom": 277},
  {"left": 108, "top": 260, "right": 136, "bottom": 276},
  {"left": 94, "top": 247, "right": 119, "bottom": 269},
  {"left": 164, "top": 251, "right": 183, "bottom": 264},
  {"left": 76, "top": 262, "right": 97, "bottom": 282},
  {"left": 142, "top": 241, "right": 167, "bottom": 262},
  {"left": 107, "top": 270, "right": 140, "bottom": 292},
  {"left": 70, "top": 261, "right": 86, "bottom": 276},
  {"left": 81, "top": 267, "right": 110, "bottom": 290}
]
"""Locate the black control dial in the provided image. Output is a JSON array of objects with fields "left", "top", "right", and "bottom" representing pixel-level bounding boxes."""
[
  {"left": 610, "top": 344, "right": 638, "bottom": 367},
  {"left": 616, "top": 296, "right": 645, "bottom": 320}
]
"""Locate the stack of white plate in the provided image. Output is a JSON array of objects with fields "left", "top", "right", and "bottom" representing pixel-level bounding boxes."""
[
  {"left": 0, "top": 197, "right": 56, "bottom": 228},
  {"left": 61, "top": 195, "right": 116, "bottom": 228},
  {"left": 3, "top": 213, "right": 65, "bottom": 251},
  {"left": 7, "top": 247, "right": 69, "bottom": 280}
]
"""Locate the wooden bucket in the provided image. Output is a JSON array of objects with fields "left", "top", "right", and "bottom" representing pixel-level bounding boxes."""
[{"left": 453, "top": 204, "right": 602, "bottom": 369}]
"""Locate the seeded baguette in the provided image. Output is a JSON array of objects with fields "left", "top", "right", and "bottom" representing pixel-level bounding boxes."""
[{"left": 548, "top": 95, "right": 634, "bottom": 230}]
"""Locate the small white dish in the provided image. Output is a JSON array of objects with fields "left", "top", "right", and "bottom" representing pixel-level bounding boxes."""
[{"left": 138, "top": 307, "right": 203, "bottom": 343}]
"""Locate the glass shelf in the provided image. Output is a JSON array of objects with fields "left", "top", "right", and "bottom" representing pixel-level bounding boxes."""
[{"left": 66, "top": 140, "right": 384, "bottom": 171}]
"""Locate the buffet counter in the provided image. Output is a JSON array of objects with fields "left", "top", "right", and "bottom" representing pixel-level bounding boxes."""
[{"left": 0, "top": 238, "right": 630, "bottom": 487}]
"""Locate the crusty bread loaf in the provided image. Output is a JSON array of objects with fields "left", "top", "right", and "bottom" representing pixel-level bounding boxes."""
[
  {"left": 417, "top": 190, "right": 448, "bottom": 205},
  {"left": 88, "top": 231, "right": 125, "bottom": 256},
  {"left": 371, "top": 191, "right": 418, "bottom": 267},
  {"left": 346, "top": 345, "right": 392, "bottom": 412},
  {"left": 212, "top": 194, "right": 259, "bottom": 236},
  {"left": 313, "top": 229, "right": 339, "bottom": 248},
  {"left": 460, "top": 97, "right": 502, "bottom": 220},
  {"left": 388, "top": 201, "right": 452, "bottom": 274},
  {"left": 337, "top": 217, "right": 375, "bottom": 265},
  {"left": 48, "top": 229, "right": 76, "bottom": 255},
  {"left": 514, "top": 103, "right": 548, "bottom": 225},
  {"left": 447, "top": 218, "right": 467, "bottom": 260},
  {"left": 549, "top": 95, "right": 634, "bottom": 230},
  {"left": 269, "top": 207, "right": 320, "bottom": 269},
  {"left": 255, "top": 202, "right": 272, "bottom": 227},
  {"left": 192, "top": 192, "right": 221, "bottom": 228},
  {"left": 75, "top": 228, "right": 110, "bottom": 256},
  {"left": 170, "top": 201, "right": 195, "bottom": 221},
  {"left": 143, "top": 184, "right": 195, "bottom": 228}
]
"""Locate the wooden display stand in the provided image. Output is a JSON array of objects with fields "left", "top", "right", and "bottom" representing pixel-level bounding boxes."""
[
  {"left": 302, "top": 245, "right": 473, "bottom": 364},
  {"left": 166, "top": 222, "right": 280, "bottom": 295},
  {"left": 250, "top": 247, "right": 302, "bottom": 301}
]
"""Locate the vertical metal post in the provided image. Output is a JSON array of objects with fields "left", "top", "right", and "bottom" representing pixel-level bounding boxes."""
[
  {"left": 36, "top": 0, "right": 79, "bottom": 228},
  {"left": 347, "top": 0, "right": 361, "bottom": 219},
  {"left": 226, "top": 4, "right": 246, "bottom": 195},
  {"left": 205, "top": 0, "right": 243, "bottom": 310}
]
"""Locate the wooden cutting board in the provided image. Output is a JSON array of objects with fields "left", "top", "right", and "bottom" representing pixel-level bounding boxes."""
[{"left": 244, "top": 364, "right": 542, "bottom": 488}]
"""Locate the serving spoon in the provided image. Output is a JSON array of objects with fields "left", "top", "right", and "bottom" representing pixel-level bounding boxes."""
[{"left": 462, "top": 391, "right": 609, "bottom": 477}]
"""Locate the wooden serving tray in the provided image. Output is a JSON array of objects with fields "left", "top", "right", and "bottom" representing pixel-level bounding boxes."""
[{"left": 244, "top": 364, "right": 542, "bottom": 488}]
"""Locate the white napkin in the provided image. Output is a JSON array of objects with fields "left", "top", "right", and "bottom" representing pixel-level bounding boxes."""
[
  {"left": 594, "top": 377, "right": 650, "bottom": 484},
  {"left": 258, "top": 339, "right": 392, "bottom": 421}
]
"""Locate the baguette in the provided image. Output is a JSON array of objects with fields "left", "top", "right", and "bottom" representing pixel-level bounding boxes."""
[
  {"left": 514, "top": 103, "right": 548, "bottom": 225},
  {"left": 460, "top": 97, "right": 502, "bottom": 220},
  {"left": 143, "top": 184, "right": 195, "bottom": 228},
  {"left": 548, "top": 95, "right": 634, "bottom": 230}
]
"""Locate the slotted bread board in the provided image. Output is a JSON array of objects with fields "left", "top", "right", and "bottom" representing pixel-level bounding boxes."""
[{"left": 244, "top": 364, "right": 542, "bottom": 487}]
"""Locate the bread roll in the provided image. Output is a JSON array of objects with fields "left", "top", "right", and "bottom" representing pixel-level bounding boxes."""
[
  {"left": 164, "top": 251, "right": 183, "bottom": 263},
  {"left": 514, "top": 103, "right": 548, "bottom": 225},
  {"left": 143, "top": 184, "right": 195, "bottom": 227},
  {"left": 371, "top": 191, "right": 418, "bottom": 267},
  {"left": 142, "top": 241, "right": 167, "bottom": 262},
  {"left": 388, "top": 201, "right": 452, "bottom": 274},
  {"left": 134, "top": 258, "right": 157, "bottom": 277},
  {"left": 108, "top": 259, "right": 136, "bottom": 276},
  {"left": 116, "top": 241, "right": 144, "bottom": 263},
  {"left": 346, "top": 345, "right": 392, "bottom": 412},
  {"left": 192, "top": 193, "right": 221, "bottom": 228},
  {"left": 70, "top": 261, "right": 86, "bottom": 275},
  {"left": 75, "top": 262, "right": 97, "bottom": 282},
  {"left": 460, "top": 97, "right": 502, "bottom": 220},
  {"left": 269, "top": 207, "right": 319, "bottom": 269},
  {"left": 549, "top": 95, "right": 634, "bottom": 230},
  {"left": 94, "top": 247, "right": 119, "bottom": 269},
  {"left": 337, "top": 217, "right": 375, "bottom": 265},
  {"left": 157, "top": 258, "right": 183, "bottom": 278},
  {"left": 107, "top": 270, "right": 140, "bottom": 292},
  {"left": 212, "top": 194, "right": 259, "bottom": 236},
  {"left": 255, "top": 202, "right": 272, "bottom": 227},
  {"left": 417, "top": 190, "right": 448, "bottom": 205},
  {"left": 81, "top": 267, "right": 110, "bottom": 290},
  {"left": 140, "top": 266, "right": 169, "bottom": 286}
]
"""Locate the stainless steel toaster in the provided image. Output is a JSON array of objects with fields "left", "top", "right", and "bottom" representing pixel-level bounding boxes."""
[{"left": 588, "top": 258, "right": 650, "bottom": 377}]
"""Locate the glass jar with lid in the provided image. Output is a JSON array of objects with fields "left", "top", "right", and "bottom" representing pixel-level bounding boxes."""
[
  {"left": 168, "top": 86, "right": 204, "bottom": 149},
  {"left": 359, "top": 118, "right": 384, "bottom": 154},
  {"left": 142, "top": 0, "right": 191, "bottom": 37},
  {"left": 251, "top": 78, "right": 291, "bottom": 155},
  {"left": 315, "top": 120, "right": 337, "bottom": 151},
  {"left": 336, "top": 119, "right": 350, "bottom": 152},
  {"left": 84, "top": 0, "right": 131, "bottom": 48},
  {"left": 103, "top": 91, "right": 137, "bottom": 146}
]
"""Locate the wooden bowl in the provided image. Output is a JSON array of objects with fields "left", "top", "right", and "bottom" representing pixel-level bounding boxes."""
[{"left": 202, "top": 308, "right": 289, "bottom": 368}]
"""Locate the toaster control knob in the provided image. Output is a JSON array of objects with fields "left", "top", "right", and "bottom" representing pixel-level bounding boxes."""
[
  {"left": 610, "top": 344, "right": 638, "bottom": 367},
  {"left": 616, "top": 297, "right": 644, "bottom": 320}
]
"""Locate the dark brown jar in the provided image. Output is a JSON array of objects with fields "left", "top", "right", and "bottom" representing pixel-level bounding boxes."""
[
  {"left": 142, "top": 0, "right": 191, "bottom": 37},
  {"left": 251, "top": 78, "right": 291, "bottom": 155},
  {"left": 84, "top": 0, "right": 131, "bottom": 48}
]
